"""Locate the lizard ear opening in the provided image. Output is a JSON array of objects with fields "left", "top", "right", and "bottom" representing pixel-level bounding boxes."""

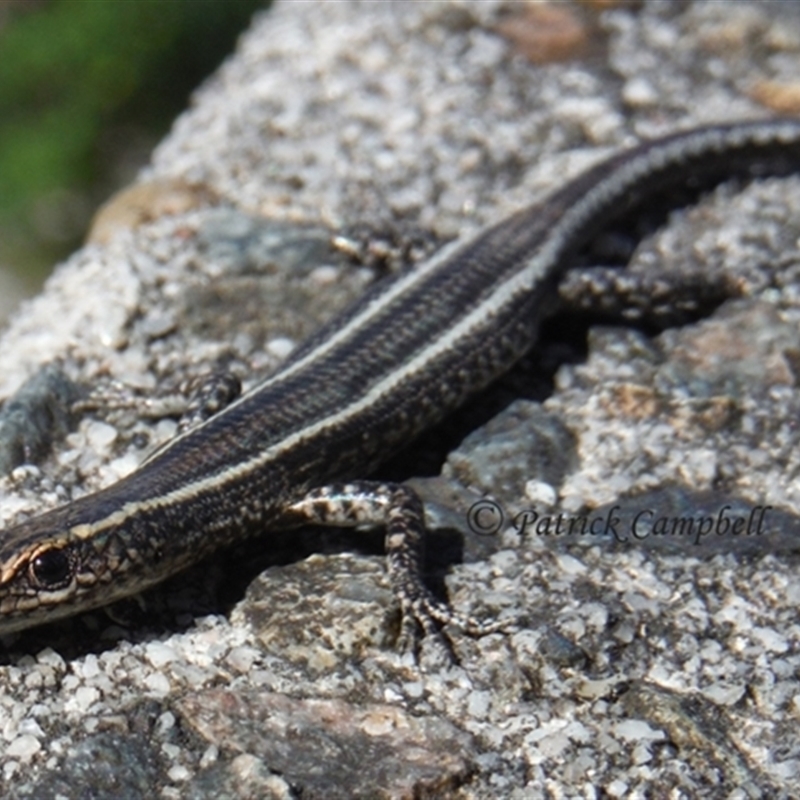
[{"left": 28, "top": 547, "right": 74, "bottom": 590}]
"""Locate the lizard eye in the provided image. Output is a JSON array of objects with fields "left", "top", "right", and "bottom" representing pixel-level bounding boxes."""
[{"left": 29, "top": 548, "right": 73, "bottom": 589}]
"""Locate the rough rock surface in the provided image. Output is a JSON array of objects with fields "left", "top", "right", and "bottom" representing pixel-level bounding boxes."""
[{"left": 0, "top": 1, "right": 799, "bottom": 797}]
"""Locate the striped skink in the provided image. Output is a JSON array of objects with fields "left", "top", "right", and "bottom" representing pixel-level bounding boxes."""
[{"left": 1, "top": 119, "right": 799, "bottom": 641}]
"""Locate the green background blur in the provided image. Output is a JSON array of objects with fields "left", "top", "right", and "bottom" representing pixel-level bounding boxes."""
[{"left": 0, "top": 0, "right": 264, "bottom": 295}]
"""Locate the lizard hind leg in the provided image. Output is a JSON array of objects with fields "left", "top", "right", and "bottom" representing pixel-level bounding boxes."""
[{"left": 282, "top": 481, "right": 509, "bottom": 658}]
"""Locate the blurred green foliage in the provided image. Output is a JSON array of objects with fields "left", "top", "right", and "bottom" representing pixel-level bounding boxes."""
[{"left": 0, "top": 0, "right": 265, "bottom": 285}]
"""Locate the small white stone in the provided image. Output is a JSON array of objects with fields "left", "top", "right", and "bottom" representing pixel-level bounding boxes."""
[
  {"left": 467, "top": 690, "right": 491, "bottom": 720},
  {"left": 538, "top": 732, "right": 570, "bottom": 759},
  {"left": 403, "top": 681, "right": 424, "bottom": 699},
  {"left": 80, "top": 654, "right": 100, "bottom": 680},
  {"left": 750, "top": 626, "right": 789, "bottom": 654},
  {"left": 226, "top": 646, "right": 260, "bottom": 674},
  {"left": 622, "top": 77, "right": 659, "bottom": 107},
  {"left": 16, "top": 719, "right": 45, "bottom": 739},
  {"left": 156, "top": 711, "right": 176, "bottom": 736},
  {"left": 108, "top": 452, "right": 140, "bottom": 480},
  {"left": 162, "top": 743, "right": 181, "bottom": 761},
  {"left": 67, "top": 686, "right": 100, "bottom": 714},
  {"left": 231, "top": 753, "right": 266, "bottom": 781},
  {"left": 614, "top": 719, "right": 664, "bottom": 742},
  {"left": 702, "top": 683, "right": 746, "bottom": 707},
  {"left": 555, "top": 553, "right": 587, "bottom": 576},
  {"left": 606, "top": 779, "right": 630, "bottom": 798},
  {"left": 266, "top": 336, "right": 295, "bottom": 360},
  {"left": 151, "top": 419, "right": 178, "bottom": 447},
  {"left": 6, "top": 734, "right": 41, "bottom": 759},
  {"left": 383, "top": 687, "right": 403, "bottom": 704},
  {"left": 145, "top": 642, "right": 179, "bottom": 669},
  {"left": 145, "top": 672, "right": 171, "bottom": 695},
  {"left": 308, "top": 264, "right": 339, "bottom": 285},
  {"left": 524, "top": 480, "right": 557, "bottom": 507},
  {"left": 167, "top": 764, "right": 191, "bottom": 783},
  {"left": 36, "top": 648, "right": 66, "bottom": 670},
  {"left": 24, "top": 671, "right": 44, "bottom": 689},
  {"left": 632, "top": 742, "right": 654, "bottom": 765},
  {"left": 84, "top": 420, "right": 118, "bottom": 451},
  {"left": 199, "top": 744, "right": 219, "bottom": 769}
]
